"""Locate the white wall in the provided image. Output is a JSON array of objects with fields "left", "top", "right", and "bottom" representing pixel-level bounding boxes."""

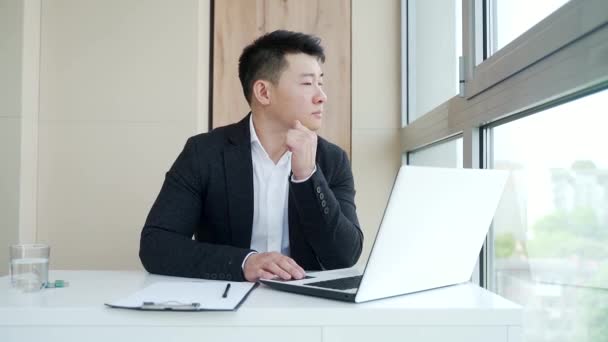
[
  {"left": 5, "top": 0, "right": 400, "bottom": 271},
  {"left": 0, "top": 0, "right": 23, "bottom": 275}
]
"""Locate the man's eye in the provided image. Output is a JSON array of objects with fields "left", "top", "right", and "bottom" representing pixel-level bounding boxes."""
[
  {"left": 318, "top": 83, "right": 324, "bottom": 86},
  {"left": 302, "top": 82, "right": 312, "bottom": 85}
]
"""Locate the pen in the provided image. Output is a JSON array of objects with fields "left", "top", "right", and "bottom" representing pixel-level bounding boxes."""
[{"left": 222, "top": 283, "right": 231, "bottom": 298}]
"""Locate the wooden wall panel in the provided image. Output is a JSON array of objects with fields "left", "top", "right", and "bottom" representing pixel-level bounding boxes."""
[{"left": 213, "top": 0, "right": 351, "bottom": 155}]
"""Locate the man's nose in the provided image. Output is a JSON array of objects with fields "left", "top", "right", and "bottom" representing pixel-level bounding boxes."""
[{"left": 314, "top": 87, "right": 327, "bottom": 104}]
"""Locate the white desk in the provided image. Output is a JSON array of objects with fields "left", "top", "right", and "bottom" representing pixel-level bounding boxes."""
[{"left": 1, "top": 270, "right": 522, "bottom": 342}]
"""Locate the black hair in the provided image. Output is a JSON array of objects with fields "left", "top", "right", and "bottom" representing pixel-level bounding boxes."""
[{"left": 238, "top": 30, "right": 325, "bottom": 103}]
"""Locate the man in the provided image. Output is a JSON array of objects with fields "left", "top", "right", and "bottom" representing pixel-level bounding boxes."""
[{"left": 139, "top": 30, "right": 363, "bottom": 282}]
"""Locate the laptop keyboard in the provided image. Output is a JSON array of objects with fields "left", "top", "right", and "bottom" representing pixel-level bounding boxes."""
[{"left": 305, "top": 275, "right": 363, "bottom": 290}]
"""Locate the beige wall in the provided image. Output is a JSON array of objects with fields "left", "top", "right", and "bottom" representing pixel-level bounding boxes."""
[
  {"left": 34, "top": 0, "right": 206, "bottom": 270},
  {"left": 0, "top": 0, "right": 23, "bottom": 275},
  {"left": 7, "top": 0, "right": 400, "bottom": 271},
  {"left": 352, "top": 0, "right": 402, "bottom": 265}
]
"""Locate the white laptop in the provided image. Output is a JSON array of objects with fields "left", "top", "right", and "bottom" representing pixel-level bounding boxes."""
[{"left": 260, "top": 165, "right": 509, "bottom": 303}]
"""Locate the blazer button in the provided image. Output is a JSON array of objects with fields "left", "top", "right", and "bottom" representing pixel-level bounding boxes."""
[
  {"left": 321, "top": 200, "right": 327, "bottom": 207},
  {"left": 316, "top": 186, "right": 321, "bottom": 194},
  {"left": 204, "top": 273, "right": 210, "bottom": 278},
  {"left": 226, "top": 274, "right": 232, "bottom": 280},
  {"left": 319, "top": 193, "right": 325, "bottom": 200},
  {"left": 324, "top": 207, "right": 329, "bottom": 215},
  {"left": 211, "top": 273, "right": 217, "bottom": 279},
  {"left": 219, "top": 273, "right": 226, "bottom": 280}
]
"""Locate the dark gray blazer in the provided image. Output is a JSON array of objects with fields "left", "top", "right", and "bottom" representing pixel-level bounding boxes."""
[{"left": 139, "top": 113, "right": 363, "bottom": 281}]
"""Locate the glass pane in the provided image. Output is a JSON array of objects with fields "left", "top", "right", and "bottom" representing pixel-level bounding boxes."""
[
  {"left": 407, "top": 0, "right": 461, "bottom": 123},
  {"left": 491, "top": 89, "right": 608, "bottom": 342},
  {"left": 408, "top": 138, "right": 463, "bottom": 168},
  {"left": 488, "top": 0, "right": 569, "bottom": 55}
]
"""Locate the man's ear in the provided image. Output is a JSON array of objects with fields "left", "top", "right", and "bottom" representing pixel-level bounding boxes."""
[{"left": 252, "top": 80, "right": 272, "bottom": 106}]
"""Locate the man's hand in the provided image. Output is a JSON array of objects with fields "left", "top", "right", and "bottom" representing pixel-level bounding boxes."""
[
  {"left": 286, "top": 120, "right": 317, "bottom": 181},
  {"left": 243, "top": 252, "right": 306, "bottom": 282}
]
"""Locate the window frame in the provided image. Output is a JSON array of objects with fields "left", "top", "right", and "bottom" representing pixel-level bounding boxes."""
[{"left": 465, "top": 0, "right": 608, "bottom": 98}]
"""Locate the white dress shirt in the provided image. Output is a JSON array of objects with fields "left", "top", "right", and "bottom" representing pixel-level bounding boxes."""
[
  {"left": 242, "top": 116, "right": 316, "bottom": 270},
  {"left": 249, "top": 116, "right": 292, "bottom": 256}
]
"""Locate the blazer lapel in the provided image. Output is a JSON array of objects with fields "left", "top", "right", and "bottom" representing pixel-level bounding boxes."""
[{"left": 223, "top": 114, "right": 254, "bottom": 249}]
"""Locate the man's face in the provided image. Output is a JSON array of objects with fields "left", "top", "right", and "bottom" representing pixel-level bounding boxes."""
[{"left": 268, "top": 53, "right": 327, "bottom": 131}]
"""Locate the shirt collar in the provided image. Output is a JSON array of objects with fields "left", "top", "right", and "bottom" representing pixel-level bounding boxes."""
[
  {"left": 249, "top": 115, "right": 292, "bottom": 165},
  {"left": 249, "top": 114, "right": 261, "bottom": 145}
]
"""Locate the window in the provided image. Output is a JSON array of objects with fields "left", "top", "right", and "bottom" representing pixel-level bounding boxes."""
[
  {"left": 407, "top": 138, "right": 463, "bottom": 168},
  {"left": 489, "top": 89, "right": 608, "bottom": 342},
  {"left": 487, "top": 0, "right": 570, "bottom": 55},
  {"left": 465, "top": 0, "right": 606, "bottom": 97},
  {"left": 401, "top": 1, "right": 608, "bottom": 340},
  {"left": 406, "top": 0, "right": 461, "bottom": 124}
]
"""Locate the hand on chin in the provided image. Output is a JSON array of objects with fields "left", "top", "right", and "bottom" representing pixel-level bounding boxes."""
[{"left": 286, "top": 120, "right": 318, "bottom": 180}]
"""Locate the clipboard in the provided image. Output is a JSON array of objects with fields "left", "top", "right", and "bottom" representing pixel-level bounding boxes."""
[{"left": 105, "top": 281, "right": 257, "bottom": 311}]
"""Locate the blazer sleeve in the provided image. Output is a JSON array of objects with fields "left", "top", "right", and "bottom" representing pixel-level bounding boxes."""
[
  {"left": 139, "top": 137, "right": 253, "bottom": 281},
  {"left": 289, "top": 148, "right": 363, "bottom": 269}
]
